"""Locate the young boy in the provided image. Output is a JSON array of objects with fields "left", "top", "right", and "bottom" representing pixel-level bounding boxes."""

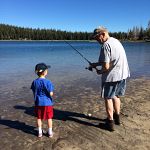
[{"left": 31, "top": 63, "right": 54, "bottom": 138}]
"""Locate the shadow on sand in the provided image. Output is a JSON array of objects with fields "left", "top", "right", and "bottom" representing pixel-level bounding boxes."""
[
  {"left": 13, "top": 105, "right": 108, "bottom": 131},
  {"left": 0, "top": 119, "right": 36, "bottom": 136}
]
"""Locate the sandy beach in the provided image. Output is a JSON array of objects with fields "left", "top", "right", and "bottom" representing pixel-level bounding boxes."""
[{"left": 0, "top": 77, "right": 150, "bottom": 150}]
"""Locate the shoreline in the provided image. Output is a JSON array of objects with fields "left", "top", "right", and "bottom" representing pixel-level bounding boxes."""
[
  {"left": 0, "top": 77, "right": 150, "bottom": 149},
  {"left": 0, "top": 39, "right": 92, "bottom": 42},
  {"left": 0, "top": 39, "right": 149, "bottom": 43}
]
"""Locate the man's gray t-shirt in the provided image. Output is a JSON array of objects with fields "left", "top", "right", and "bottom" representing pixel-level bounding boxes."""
[{"left": 99, "top": 37, "right": 130, "bottom": 82}]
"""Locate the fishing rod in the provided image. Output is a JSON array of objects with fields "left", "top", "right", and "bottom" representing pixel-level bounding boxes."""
[{"left": 64, "top": 40, "right": 98, "bottom": 72}]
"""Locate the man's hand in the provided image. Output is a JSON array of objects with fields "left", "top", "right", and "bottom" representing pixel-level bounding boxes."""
[
  {"left": 86, "top": 62, "right": 98, "bottom": 71},
  {"left": 96, "top": 69, "right": 103, "bottom": 74},
  {"left": 89, "top": 62, "right": 99, "bottom": 68}
]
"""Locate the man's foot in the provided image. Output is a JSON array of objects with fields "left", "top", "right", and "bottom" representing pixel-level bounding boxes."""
[
  {"left": 106, "top": 119, "right": 115, "bottom": 132},
  {"left": 113, "top": 113, "right": 120, "bottom": 125}
]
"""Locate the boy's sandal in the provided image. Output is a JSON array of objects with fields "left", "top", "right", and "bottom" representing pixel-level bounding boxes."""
[
  {"left": 38, "top": 133, "right": 43, "bottom": 138},
  {"left": 38, "top": 130, "right": 43, "bottom": 138},
  {"left": 48, "top": 132, "right": 53, "bottom": 138}
]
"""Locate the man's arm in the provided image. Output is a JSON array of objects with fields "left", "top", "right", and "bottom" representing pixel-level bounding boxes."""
[{"left": 96, "top": 62, "right": 110, "bottom": 74}]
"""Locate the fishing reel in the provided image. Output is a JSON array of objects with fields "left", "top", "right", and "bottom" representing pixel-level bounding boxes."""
[
  {"left": 86, "top": 65, "right": 100, "bottom": 74},
  {"left": 85, "top": 65, "right": 93, "bottom": 71}
]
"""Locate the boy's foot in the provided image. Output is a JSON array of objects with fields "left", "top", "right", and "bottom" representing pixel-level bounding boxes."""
[
  {"left": 113, "top": 113, "right": 120, "bottom": 125},
  {"left": 38, "top": 133, "right": 43, "bottom": 138},
  {"left": 48, "top": 132, "right": 53, "bottom": 138},
  {"left": 106, "top": 119, "right": 115, "bottom": 132}
]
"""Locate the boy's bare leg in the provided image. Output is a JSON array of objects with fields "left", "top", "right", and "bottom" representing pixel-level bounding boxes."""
[
  {"left": 48, "top": 119, "right": 53, "bottom": 137},
  {"left": 37, "top": 119, "right": 42, "bottom": 128},
  {"left": 37, "top": 119, "right": 42, "bottom": 137},
  {"left": 48, "top": 119, "right": 52, "bottom": 128}
]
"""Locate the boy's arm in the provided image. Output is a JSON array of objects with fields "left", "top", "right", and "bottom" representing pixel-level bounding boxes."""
[{"left": 47, "top": 81, "right": 54, "bottom": 97}]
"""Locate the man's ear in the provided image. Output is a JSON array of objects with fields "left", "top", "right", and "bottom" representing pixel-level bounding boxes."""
[{"left": 102, "top": 32, "right": 105, "bottom": 37}]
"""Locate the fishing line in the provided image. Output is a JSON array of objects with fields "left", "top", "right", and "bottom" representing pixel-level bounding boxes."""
[
  {"left": 64, "top": 40, "right": 98, "bottom": 72},
  {"left": 64, "top": 40, "right": 91, "bottom": 64}
]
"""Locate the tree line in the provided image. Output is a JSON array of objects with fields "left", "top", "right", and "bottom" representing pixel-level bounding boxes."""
[
  {"left": 0, "top": 24, "right": 90, "bottom": 40},
  {"left": 0, "top": 21, "right": 150, "bottom": 41}
]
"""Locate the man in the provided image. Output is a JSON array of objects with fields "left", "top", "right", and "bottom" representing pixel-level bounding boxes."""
[{"left": 89, "top": 26, "right": 130, "bottom": 131}]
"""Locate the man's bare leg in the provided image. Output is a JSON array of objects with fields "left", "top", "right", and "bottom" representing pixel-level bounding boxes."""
[
  {"left": 113, "top": 96, "right": 120, "bottom": 114},
  {"left": 105, "top": 99, "right": 114, "bottom": 120},
  {"left": 112, "top": 96, "right": 121, "bottom": 125},
  {"left": 105, "top": 99, "right": 114, "bottom": 131}
]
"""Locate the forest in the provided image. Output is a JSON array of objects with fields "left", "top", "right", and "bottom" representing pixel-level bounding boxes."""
[{"left": 0, "top": 21, "right": 150, "bottom": 41}]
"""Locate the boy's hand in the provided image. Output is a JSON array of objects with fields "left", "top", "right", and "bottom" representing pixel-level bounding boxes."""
[{"left": 50, "top": 92, "right": 53, "bottom": 97}]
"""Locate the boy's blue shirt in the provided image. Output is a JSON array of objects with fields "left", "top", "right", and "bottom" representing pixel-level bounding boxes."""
[{"left": 31, "top": 78, "right": 54, "bottom": 106}]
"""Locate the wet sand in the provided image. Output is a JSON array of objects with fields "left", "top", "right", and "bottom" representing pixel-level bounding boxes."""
[{"left": 0, "top": 77, "right": 150, "bottom": 150}]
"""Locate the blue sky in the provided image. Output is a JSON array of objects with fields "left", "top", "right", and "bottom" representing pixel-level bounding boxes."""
[{"left": 0, "top": 0, "right": 150, "bottom": 32}]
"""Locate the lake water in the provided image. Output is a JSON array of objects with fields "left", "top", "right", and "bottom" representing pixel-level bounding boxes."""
[{"left": 0, "top": 41, "right": 150, "bottom": 98}]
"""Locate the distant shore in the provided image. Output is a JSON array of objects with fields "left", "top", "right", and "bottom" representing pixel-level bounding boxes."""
[
  {"left": 0, "top": 39, "right": 149, "bottom": 42},
  {"left": 0, "top": 39, "right": 91, "bottom": 41}
]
